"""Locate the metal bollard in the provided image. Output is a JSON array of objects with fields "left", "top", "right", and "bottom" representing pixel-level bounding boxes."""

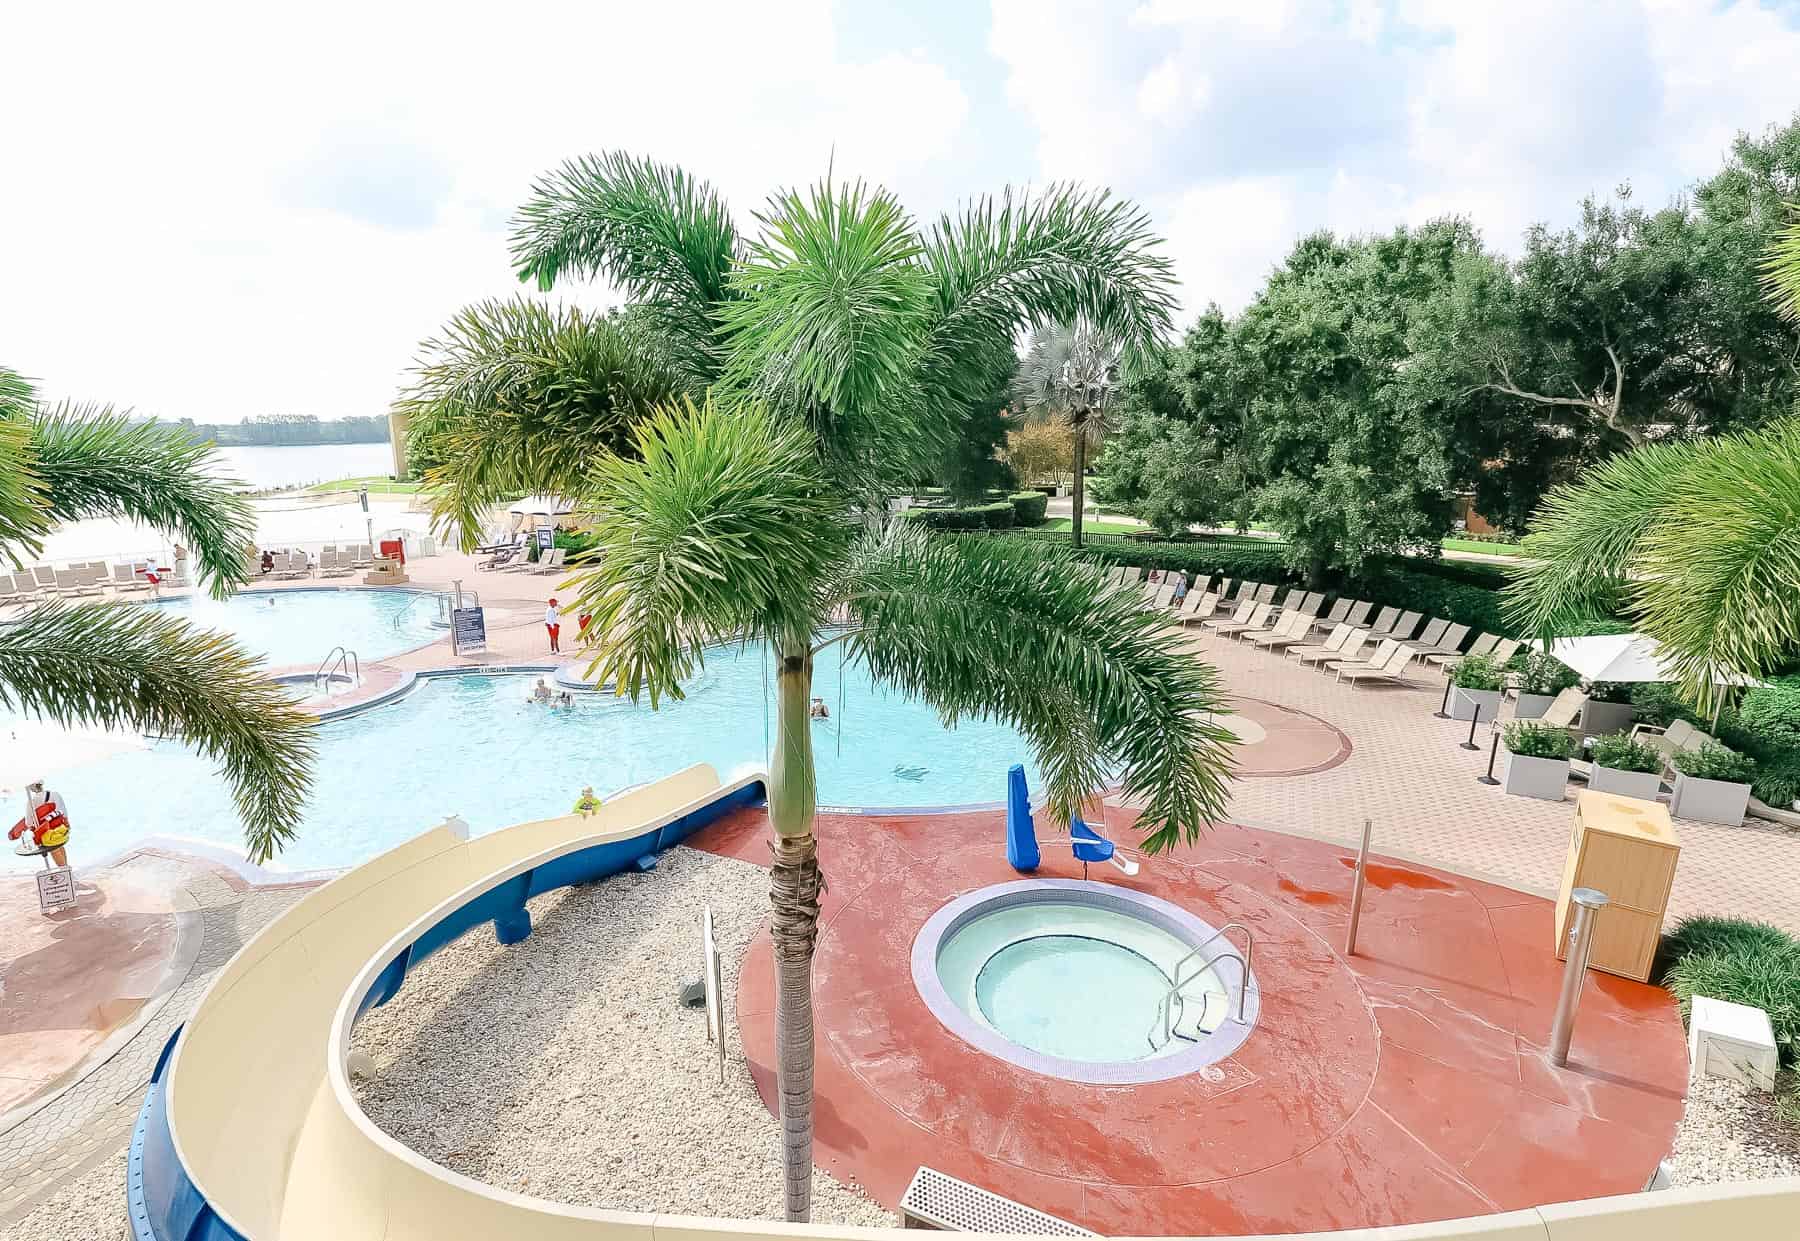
[
  {"left": 1549, "top": 887, "right": 1609, "bottom": 1067},
  {"left": 1344, "top": 819, "right": 1373, "bottom": 957}
]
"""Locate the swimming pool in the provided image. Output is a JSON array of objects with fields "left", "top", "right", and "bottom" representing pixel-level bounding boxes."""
[
  {"left": 137, "top": 588, "right": 443, "bottom": 667},
  {"left": 36, "top": 643, "right": 1045, "bottom": 870}
]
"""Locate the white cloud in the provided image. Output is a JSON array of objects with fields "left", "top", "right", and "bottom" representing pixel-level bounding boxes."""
[
  {"left": 0, "top": 0, "right": 969, "bottom": 421},
  {"left": 992, "top": 0, "right": 1800, "bottom": 318}
]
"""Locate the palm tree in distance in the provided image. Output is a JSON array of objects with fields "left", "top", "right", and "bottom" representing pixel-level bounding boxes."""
[
  {"left": 415, "top": 155, "right": 1237, "bottom": 1221},
  {"left": 0, "top": 366, "right": 314, "bottom": 862},
  {"left": 1014, "top": 322, "right": 1122, "bottom": 546}
]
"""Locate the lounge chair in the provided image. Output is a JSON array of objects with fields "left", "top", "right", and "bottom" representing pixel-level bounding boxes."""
[
  {"left": 1303, "top": 628, "right": 1373, "bottom": 667},
  {"left": 1410, "top": 618, "right": 1451, "bottom": 649},
  {"left": 1411, "top": 623, "right": 1471, "bottom": 659},
  {"left": 531, "top": 547, "right": 567, "bottom": 575},
  {"left": 1365, "top": 606, "right": 1402, "bottom": 637},
  {"left": 1427, "top": 631, "right": 1498, "bottom": 670},
  {"left": 477, "top": 539, "right": 524, "bottom": 571},
  {"left": 1630, "top": 718, "right": 1710, "bottom": 774},
  {"left": 1326, "top": 637, "right": 1398, "bottom": 676},
  {"left": 1248, "top": 609, "right": 1317, "bottom": 650},
  {"left": 1536, "top": 688, "right": 1589, "bottom": 736},
  {"left": 272, "top": 550, "right": 311, "bottom": 580},
  {"left": 1200, "top": 598, "right": 1255, "bottom": 632},
  {"left": 111, "top": 564, "right": 151, "bottom": 593},
  {"left": 52, "top": 567, "right": 103, "bottom": 597},
  {"left": 1309, "top": 597, "right": 1353, "bottom": 631},
  {"left": 351, "top": 543, "right": 374, "bottom": 568},
  {"left": 1176, "top": 591, "right": 1220, "bottom": 626},
  {"left": 1289, "top": 624, "right": 1357, "bottom": 663},
  {"left": 1294, "top": 591, "right": 1325, "bottom": 617},
  {"left": 1271, "top": 587, "right": 1303, "bottom": 613},
  {"left": 1, "top": 573, "right": 36, "bottom": 604},
  {"left": 1216, "top": 578, "right": 1237, "bottom": 601},
  {"left": 1212, "top": 601, "right": 1273, "bottom": 639},
  {"left": 30, "top": 565, "right": 57, "bottom": 591},
  {"left": 1251, "top": 582, "right": 1277, "bottom": 604},
  {"left": 1335, "top": 643, "right": 1419, "bottom": 688},
  {"left": 1337, "top": 600, "right": 1375, "bottom": 631},
  {"left": 318, "top": 549, "right": 356, "bottom": 579},
  {"left": 1150, "top": 579, "right": 1178, "bottom": 608},
  {"left": 1387, "top": 611, "right": 1423, "bottom": 641}
]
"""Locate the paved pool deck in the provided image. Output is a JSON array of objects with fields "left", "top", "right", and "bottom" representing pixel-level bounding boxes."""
[{"left": 694, "top": 804, "right": 1689, "bottom": 1235}]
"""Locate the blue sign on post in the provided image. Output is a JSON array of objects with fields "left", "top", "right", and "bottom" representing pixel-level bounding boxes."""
[{"left": 451, "top": 606, "right": 487, "bottom": 656}]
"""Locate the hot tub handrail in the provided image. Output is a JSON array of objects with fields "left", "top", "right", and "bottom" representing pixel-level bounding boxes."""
[
  {"left": 1154, "top": 924, "right": 1254, "bottom": 1045},
  {"left": 314, "top": 645, "right": 361, "bottom": 692}
]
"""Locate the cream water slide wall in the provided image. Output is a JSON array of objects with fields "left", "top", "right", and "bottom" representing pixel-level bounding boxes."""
[{"left": 129, "top": 763, "right": 1800, "bottom": 1240}]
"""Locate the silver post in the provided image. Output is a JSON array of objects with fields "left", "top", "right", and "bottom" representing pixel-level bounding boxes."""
[
  {"left": 1549, "top": 887, "right": 1609, "bottom": 1067},
  {"left": 449, "top": 578, "right": 463, "bottom": 656},
  {"left": 1344, "top": 818, "right": 1373, "bottom": 957}
]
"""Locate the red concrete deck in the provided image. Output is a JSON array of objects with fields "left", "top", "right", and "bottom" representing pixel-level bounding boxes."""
[{"left": 692, "top": 806, "right": 1688, "bottom": 1237}]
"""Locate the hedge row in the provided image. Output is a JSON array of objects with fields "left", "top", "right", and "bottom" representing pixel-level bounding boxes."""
[{"left": 901, "top": 492, "right": 1048, "bottom": 530}]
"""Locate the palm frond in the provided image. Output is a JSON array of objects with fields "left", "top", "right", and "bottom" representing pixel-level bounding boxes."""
[
  {"left": 1761, "top": 203, "right": 1800, "bottom": 323},
  {"left": 1014, "top": 321, "right": 1122, "bottom": 440},
  {"left": 508, "top": 152, "right": 738, "bottom": 379},
  {"left": 0, "top": 366, "right": 46, "bottom": 568},
  {"left": 0, "top": 602, "right": 315, "bottom": 862},
  {"left": 834, "top": 525, "right": 1235, "bottom": 851},
  {"left": 564, "top": 396, "right": 853, "bottom": 707},
  {"left": 22, "top": 405, "right": 254, "bottom": 597},
  {"left": 718, "top": 179, "right": 933, "bottom": 488},
  {"left": 396, "top": 299, "right": 690, "bottom": 546},
  {"left": 920, "top": 185, "right": 1176, "bottom": 413},
  {"left": 1506, "top": 419, "right": 1800, "bottom": 710}
]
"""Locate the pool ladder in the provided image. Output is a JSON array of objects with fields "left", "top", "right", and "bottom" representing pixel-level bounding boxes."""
[
  {"left": 1148, "top": 923, "right": 1254, "bottom": 1052},
  {"left": 314, "top": 646, "right": 361, "bottom": 694}
]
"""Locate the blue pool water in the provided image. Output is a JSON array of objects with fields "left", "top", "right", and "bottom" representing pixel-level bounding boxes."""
[
  {"left": 35, "top": 643, "right": 1043, "bottom": 871},
  {"left": 136, "top": 589, "right": 443, "bottom": 668},
  {"left": 975, "top": 936, "right": 1171, "bottom": 1061}
]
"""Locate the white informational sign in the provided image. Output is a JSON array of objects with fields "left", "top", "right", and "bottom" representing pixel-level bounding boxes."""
[
  {"left": 536, "top": 526, "right": 554, "bottom": 552},
  {"left": 37, "top": 866, "right": 75, "bottom": 913}
]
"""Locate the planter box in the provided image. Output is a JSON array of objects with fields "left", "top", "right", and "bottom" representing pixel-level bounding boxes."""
[
  {"left": 1504, "top": 752, "right": 1571, "bottom": 801},
  {"left": 1582, "top": 701, "right": 1636, "bottom": 736},
  {"left": 1671, "top": 773, "right": 1751, "bottom": 827},
  {"left": 1515, "top": 692, "right": 1556, "bottom": 720},
  {"left": 1589, "top": 764, "right": 1662, "bottom": 801},
  {"left": 1450, "top": 687, "right": 1504, "bottom": 722}
]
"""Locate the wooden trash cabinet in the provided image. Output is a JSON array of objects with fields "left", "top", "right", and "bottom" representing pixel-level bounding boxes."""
[{"left": 1555, "top": 791, "right": 1680, "bottom": 982}]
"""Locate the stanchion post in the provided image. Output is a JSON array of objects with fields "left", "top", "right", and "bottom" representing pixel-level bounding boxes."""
[
  {"left": 1478, "top": 722, "right": 1502, "bottom": 785},
  {"left": 1549, "top": 888, "right": 1609, "bottom": 1067},
  {"left": 1460, "top": 700, "right": 1485, "bottom": 751},
  {"left": 1432, "top": 677, "right": 1454, "bottom": 720},
  {"left": 1344, "top": 818, "right": 1373, "bottom": 958}
]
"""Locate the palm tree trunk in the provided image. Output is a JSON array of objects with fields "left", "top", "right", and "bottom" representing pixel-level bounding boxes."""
[
  {"left": 1070, "top": 416, "right": 1088, "bottom": 548},
  {"left": 768, "top": 642, "right": 822, "bottom": 1222}
]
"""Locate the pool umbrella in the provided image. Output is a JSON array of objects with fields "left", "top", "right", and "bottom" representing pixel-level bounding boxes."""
[
  {"left": 1004, "top": 764, "right": 1039, "bottom": 872},
  {"left": 1548, "top": 633, "right": 1760, "bottom": 687}
]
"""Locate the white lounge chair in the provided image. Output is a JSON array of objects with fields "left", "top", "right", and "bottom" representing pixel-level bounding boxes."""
[
  {"left": 1412, "top": 623, "right": 1471, "bottom": 659},
  {"left": 1335, "top": 643, "right": 1419, "bottom": 688},
  {"left": 1175, "top": 591, "right": 1218, "bottom": 626},
  {"left": 1248, "top": 608, "right": 1317, "bottom": 649},
  {"left": 1427, "top": 631, "right": 1499, "bottom": 670},
  {"left": 1289, "top": 623, "right": 1356, "bottom": 662},
  {"left": 1387, "top": 611, "right": 1423, "bottom": 641},
  {"left": 530, "top": 547, "right": 567, "bottom": 575},
  {"left": 53, "top": 567, "right": 103, "bottom": 598},
  {"left": 1326, "top": 637, "right": 1398, "bottom": 677},
  {"left": 351, "top": 543, "right": 373, "bottom": 568},
  {"left": 111, "top": 564, "right": 151, "bottom": 593},
  {"left": 1212, "top": 601, "right": 1273, "bottom": 639}
]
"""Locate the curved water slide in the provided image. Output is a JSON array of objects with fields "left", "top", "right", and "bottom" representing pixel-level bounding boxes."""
[{"left": 128, "top": 759, "right": 1800, "bottom": 1240}]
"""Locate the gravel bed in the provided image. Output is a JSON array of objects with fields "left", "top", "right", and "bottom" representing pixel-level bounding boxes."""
[
  {"left": 0, "top": 1151, "right": 126, "bottom": 1241},
  {"left": 351, "top": 846, "right": 892, "bottom": 1226},
  {"left": 1664, "top": 1074, "right": 1800, "bottom": 1187}
]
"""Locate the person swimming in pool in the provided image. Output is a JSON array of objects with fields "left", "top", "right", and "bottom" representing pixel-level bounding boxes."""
[
  {"left": 809, "top": 696, "right": 830, "bottom": 720},
  {"left": 529, "top": 678, "right": 554, "bottom": 704}
]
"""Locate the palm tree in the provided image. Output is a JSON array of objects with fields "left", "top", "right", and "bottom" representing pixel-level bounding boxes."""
[
  {"left": 0, "top": 367, "right": 314, "bottom": 862},
  {"left": 1503, "top": 417, "right": 1800, "bottom": 715},
  {"left": 1013, "top": 323, "right": 1121, "bottom": 546},
  {"left": 421, "top": 156, "right": 1234, "bottom": 1221},
  {"left": 1762, "top": 204, "right": 1800, "bottom": 321}
]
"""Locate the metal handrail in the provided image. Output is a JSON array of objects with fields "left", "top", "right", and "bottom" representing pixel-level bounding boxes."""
[
  {"left": 313, "top": 646, "right": 361, "bottom": 692},
  {"left": 1150, "top": 924, "right": 1255, "bottom": 1048}
]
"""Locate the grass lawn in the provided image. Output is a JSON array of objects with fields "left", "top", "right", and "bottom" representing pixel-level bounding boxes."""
[
  {"left": 1441, "top": 537, "right": 1522, "bottom": 556},
  {"left": 1037, "top": 517, "right": 1149, "bottom": 535},
  {"left": 308, "top": 475, "right": 423, "bottom": 495}
]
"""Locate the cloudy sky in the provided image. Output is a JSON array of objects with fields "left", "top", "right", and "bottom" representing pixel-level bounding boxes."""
[{"left": 4, "top": 0, "right": 1799, "bottom": 423}]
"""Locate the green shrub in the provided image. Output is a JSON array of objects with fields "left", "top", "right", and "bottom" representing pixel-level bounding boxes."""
[
  {"left": 1739, "top": 677, "right": 1800, "bottom": 747},
  {"left": 1744, "top": 750, "right": 1800, "bottom": 807},
  {"left": 1375, "top": 555, "right": 1512, "bottom": 591},
  {"left": 1451, "top": 654, "right": 1503, "bottom": 691},
  {"left": 1673, "top": 743, "right": 1756, "bottom": 783},
  {"left": 903, "top": 501, "right": 1016, "bottom": 531},
  {"left": 1630, "top": 682, "right": 1691, "bottom": 728},
  {"left": 1513, "top": 650, "right": 1580, "bottom": 697},
  {"left": 1008, "top": 491, "right": 1049, "bottom": 526},
  {"left": 553, "top": 528, "right": 602, "bottom": 560},
  {"left": 1504, "top": 721, "right": 1575, "bottom": 759},
  {"left": 1347, "top": 566, "right": 1511, "bottom": 636},
  {"left": 1659, "top": 916, "right": 1800, "bottom": 1067},
  {"left": 1589, "top": 732, "right": 1662, "bottom": 774},
  {"left": 1587, "top": 680, "right": 1633, "bottom": 705}
]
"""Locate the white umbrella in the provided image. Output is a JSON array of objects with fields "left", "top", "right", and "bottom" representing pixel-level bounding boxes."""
[
  {"left": 1548, "top": 633, "right": 1759, "bottom": 686},
  {"left": 507, "top": 494, "right": 576, "bottom": 517}
]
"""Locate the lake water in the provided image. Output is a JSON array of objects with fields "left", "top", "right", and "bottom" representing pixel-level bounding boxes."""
[{"left": 210, "top": 443, "right": 395, "bottom": 490}]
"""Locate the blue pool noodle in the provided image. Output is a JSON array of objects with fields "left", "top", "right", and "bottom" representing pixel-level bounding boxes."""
[{"left": 1005, "top": 764, "right": 1040, "bottom": 871}]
